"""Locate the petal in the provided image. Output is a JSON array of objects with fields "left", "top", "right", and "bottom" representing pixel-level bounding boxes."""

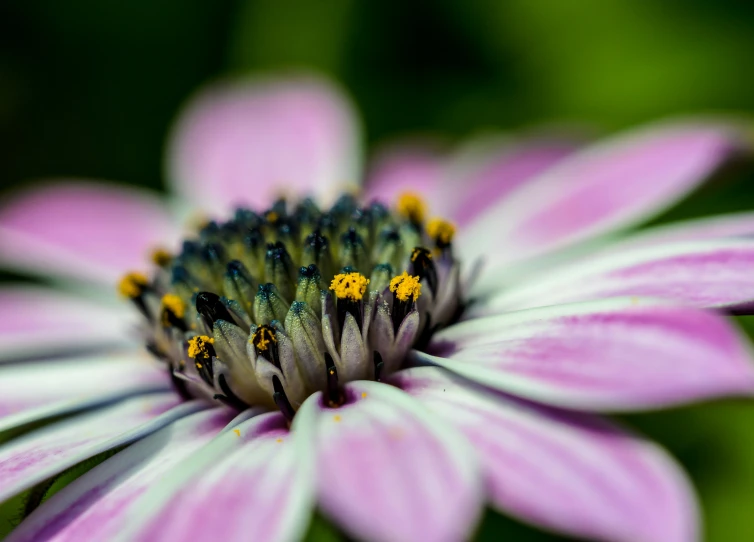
[
  {"left": 0, "top": 393, "right": 193, "bottom": 503},
  {"left": 113, "top": 411, "right": 314, "bottom": 542},
  {"left": 606, "top": 211, "right": 754, "bottom": 253},
  {"left": 8, "top": 408, "right": 235, "bottom": 542},
  {"left": 448, "top": 137, "right": 577, "bottom": 226},
  {"left": 300, "top": 381, "right": 483, "bottom": 542},
  {"left": 478, "top": 239, "right": 754, "bottom": 313},
  {"left": 167, "top": 75, "right": 361, "bottom": 216},
  {"left": 394, "top": 367, "right": 698, "bottom": 542},
  {"left": 0, "top": 286, "right": 134, "bottom": 362},
  {"left": 0, "top": 181, "right": 177, "bottom": 285},
  {"left": 0, "top": 352, "right": 169, "bottom": 432},
  {"left": 422, "top": 297, "right": 754, "bottom": 410},
  {"left": 459, "top": 121, "right": 746, "bottom": 283}
]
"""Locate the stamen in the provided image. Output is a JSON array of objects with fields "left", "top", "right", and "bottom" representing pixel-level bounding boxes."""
[
  {"left": 251, "top": 324, "right": 280, "bottom": 368},
  {"left": 272, "top": 375, "right": 295, "bottom": 422},
  {"left": 395, "top": 192, "right": 427, "bottom": 225},
  {"left": 118, "top": 272, "right": 149, "bottom": 299},
  {"left": 426, "top": 218, "right": 456, "bottom": 249},
  {"left": 324, "top": 353, "right": 342, "bottom": 406},
  {"left": 160, "top": 294, "right": 187, "bottom": 330},
  {"left": 329, "top": 272, "right": 370, "bottom": 301},
  {"left": 264, "top": 241, "right": 296, "bottom": 300},
  {"left": 195, "top": 292, "right": 235, "bottom": 329},
  {"left": 410, "top": 247, "right": 438, "bottom": 296},
  {"left": 374, "top": 351, "right": 384, "bottom": 382},
  {"left": 389, "top": 272, "right": 422, "bottom": 302},
  {"left": 150, "top": 248, "right": 173, "bottom": 267},
  {"left": 214, "top": 373, "right": 248, "bottom": 411},
  {"left": 187, "top": 335, "right": 215, "bottom": 386}
]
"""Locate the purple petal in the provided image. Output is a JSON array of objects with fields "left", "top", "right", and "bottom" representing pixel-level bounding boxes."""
[
  {"left": 0, "top": 286, "right": 134, "bottom": 362},
  {"left": 479, "top": 239, "right": 754, "bottom": 313},
  {"left": 115, "top": 411, "right": 314, "bottom": 542},
  {"left": 459, "top": 121, "right": 746, "bottom": 283},
  {"left": 0, "top": 182, "right": 177, "bottom": 285},
  {"left": 167, "top": 76, "right": 361, "bottom": 216},
  {"left": 0, "top": 393, "right": 194, "bottom": 503},
  {"left": 424, "top": 297, "right": 754, "bottom": 410},
  {"left": 449, "top": 138, "right": 576, "bottom": 226},
  {"left": 394, "top": 367, "right": 698, "bottom": 542},
  {"left": 0, "top": 353, "right": 170, "bottom": 432},
  {"left": 606, "top": 211, "right": 754, "bottom": 254},
  {"left": 299, "top": 381, "right": 483, "bottom": 542},
  {"left": 8, "top": 408, "right": 235, "bottom": 542}
]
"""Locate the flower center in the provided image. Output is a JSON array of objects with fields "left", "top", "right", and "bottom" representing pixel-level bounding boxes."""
[{"left": 120, "top": 193, "right": 463, "bottom": 419}]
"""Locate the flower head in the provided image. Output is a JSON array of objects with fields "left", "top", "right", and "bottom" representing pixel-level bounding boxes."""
[{"left": 1, "top": 75, "right": 754, "bottom": 542}]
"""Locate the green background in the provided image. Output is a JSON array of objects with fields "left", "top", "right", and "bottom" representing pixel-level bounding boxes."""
[{"left": 2, "top": 0, "right": 754, "bottom": 540}]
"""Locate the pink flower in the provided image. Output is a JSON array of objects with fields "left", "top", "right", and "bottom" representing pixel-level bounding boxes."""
[{"left": 1, "top": 75, "right": 754, "bottom": 542}]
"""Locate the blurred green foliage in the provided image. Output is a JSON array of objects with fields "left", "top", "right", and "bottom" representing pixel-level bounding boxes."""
[{"left": 2, "top": 0, "right": 754, "bottom": 540}]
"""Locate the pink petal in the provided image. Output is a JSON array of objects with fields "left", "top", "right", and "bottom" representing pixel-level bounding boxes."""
[
  {"left": 363, "top": 143, "right": 452, "bottom": 217},
  {"left": 167, "top": 76, "right": 361, "bottom": 216},
  {"left": 449, "top": 137, "right": 577, "bottom": 226},
  {"left": 0, "top": 286, "right": 134, "bottom": 362},
  {"left": 116, "top": 411, "right": 314, "bottom": 542},
  {"left": 0, "top": 182, "right": 177, "bottom": 285},
  {"left": 8, "top": 408, "right": 235, "bottom": 542},
  {"left": 0, "top": 393, "right": 193, "bottom": 503},
  {"left": 606, "top": 211, "right": 754, "bottom": 254},
  {"left": 394, "top": 367, "right": 698, "bottom": 542},
  {"left": 0, "top": 352, "right": 169, "bottom": 432},
  {"left": 478, "top": 239, "right": 754, "bottom": 313},
  {"left": 299, "top": 381, "right": 483, "bottom": 542},
  {"left": 424, "top": 297, "right": 754, "bottom": 410},
  {"left": 459, "top": 121, "right": 746, "bottom": 284}
]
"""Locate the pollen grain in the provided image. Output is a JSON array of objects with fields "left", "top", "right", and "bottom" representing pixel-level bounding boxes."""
[
  {"left": 118, "top": 272, "right": 149, "bottom": 298},
  {"left": 188, "top": 335, "right": 215, "bottom": 359},
  {"left": 389, "top": 272, "right": 422, "bottom": 302},
  {"left": 329, "top": 272, "right": 370, "bottom": 301}
]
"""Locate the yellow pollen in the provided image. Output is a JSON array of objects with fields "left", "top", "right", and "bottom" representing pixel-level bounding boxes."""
[
  {"left": 426, "top": 218, "right": 456, "bottom": 246},
  {"left": 117, "top": 272, "right": 149, "bottom": 298},
  {"left": 411, "top": 247, "right": 432, "bottom": 263},
  {"left": 233, "top": 429, "right": 241, "bottom": 437},
  {"left": 395, "top": 192, "right": 427, "bottom": 224},
  {"left": 276, "top": 438, "right": 284, "bottom": 443},
  {"left": 333, "top": 415, "right": 342, "bottom": 423},
  {"left": 329, "top": 272, "right": 370, "bottom": 301},
  {"left": 188, "top": 335, "right": 214, "bottom": 359},
  {"left": 389, "top": 272, "right": 422, "bottom": 302},
  {"left": 361, "top": 392, "right": 367, "bottom": 399},
  {"left": 266, "top": 211, "right": 279, "bottom": 224},
  {"left": 150, "top": 247, "right": 173, "bottom": 266},
  {"left": 251, "top": 326, "right": 277, "bottom": 351},
  {"left": 160, "top": 294, "right": 186, "bottom": 327}
]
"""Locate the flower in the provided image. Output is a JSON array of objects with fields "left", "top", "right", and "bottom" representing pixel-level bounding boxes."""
[{"left": 1, "top": 75, "right": 754, "bottom": 542}]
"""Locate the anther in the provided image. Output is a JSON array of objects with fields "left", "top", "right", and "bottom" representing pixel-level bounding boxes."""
[
  {"left": 330, "top": 272, "right": 369, "bottom": 330},
  {"left": 195, "top": 291, "right": 235, "bottom": 329},
  {"left": 160, "top": 294, "right": 187, "bottom": 331},
  {"left": 339, "top": 227, "right": 368, "bottom": 271},
  {"left": 410, "top": 247, "right": 438, "bottom": 296},
  {"left": 251, "top": 324, "right": 280, "bottom": 368},
  {"left": 272, "top": 375, "right": 295, "bottom": 422},
  {"left": 389, "top": 272, "right": 422, "bottom": 333},
  {"left": 396, "top": 192, "right": 427, "bottom": 226},
  {"left": 117, "top": 272, "right": 152, "bottom": 321},
  {"left": 324, "top": 353, "right": 342, "bottom": 406},
  {"left": 302, "top": 230, "right": 333, "bottom": 278},
  {"left": 187, "top": 335, "right": 215, "bottom": 386},
  {"left": 426, "top": 218, "right": 456, "bottom": 250},
  {"left": 150, "top": 248, "right": 173, "bottom": 267},
  {"left": 265, "top": 241, "right": 296, "bottom": 300}
]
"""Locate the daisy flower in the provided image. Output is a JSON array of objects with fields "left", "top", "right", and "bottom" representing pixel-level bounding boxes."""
[{"left": 1, "top": 75, "right": 754, "bottom": 542}]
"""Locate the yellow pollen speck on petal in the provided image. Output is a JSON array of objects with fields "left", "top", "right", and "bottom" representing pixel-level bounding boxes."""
[
  {"left": 361, "top": 392, "right": 367, "bottom": 399},
  {"left": 329, "top": 272, "right": 370, "bottom": 301},
  {"left": 389, "top": 272, "right": 422, "bottom": 302},
  {"left": 233, "top": 429, "right": 241, "bottom": 437},
  {"left": 150, "top": 247, "right": 173, "bottom": 266},
  {"left": 188, "top": 335, "right": 214, "bottom": 359},
  {"left": 426, "top": 218, "right": 456, "bottom": 246},
  {"left": 333, "top": 415, "right": 342, "bottom": 423},
  {"left": 395, "top": 192, "right": 427, "bottom": 224},
  {"left": 117, "top": 272, "right": 149, "bottom": 298},
  {"left": 160, "top": 294, "right": 186, "bottom": 327},
  {"left": 276, "top": 438, "right": 283, "bottom": 443}
]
